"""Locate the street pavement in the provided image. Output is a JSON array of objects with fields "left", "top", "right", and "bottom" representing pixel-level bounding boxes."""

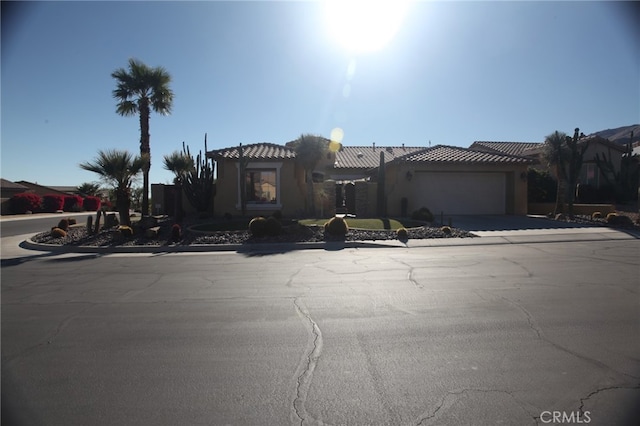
[{"left": 2, "top": 235, "right": 639, "bottom": 425}]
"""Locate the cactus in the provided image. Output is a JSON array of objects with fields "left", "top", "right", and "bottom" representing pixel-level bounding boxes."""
[
  {"left": 94, "top": 210, "right": 102, "bottom": 234},
  {"left": 181, "top": 134, "right": 216, "bottom": 213},
  {"left": 87, "top": 215, "right": 94, "bottom": 234}
]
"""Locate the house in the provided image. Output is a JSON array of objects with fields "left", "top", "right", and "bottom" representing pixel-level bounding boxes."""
[
  {"left": 14, "top": 181, "right": 75, "bottom": 197},
  {"left": 209, "top": 143, "right": 306, "bottom": 217},
  {"left": 207, "top": 141, "right": 533, "bottom": 217},
  {"left": 471, "top": 137, "right": 630, "bottom": 190},
  {"left": 0, "top": 178, "right": 28, "bottom": 214}
]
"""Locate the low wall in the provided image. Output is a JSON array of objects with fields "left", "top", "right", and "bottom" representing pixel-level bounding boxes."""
[{"left": 528, "top": 203, "right": 616, "bottom": 215}]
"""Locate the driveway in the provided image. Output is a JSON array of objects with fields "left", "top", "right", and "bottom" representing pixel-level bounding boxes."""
[{"left": 449, "top": 215, "right": 601, "bottom": 232}]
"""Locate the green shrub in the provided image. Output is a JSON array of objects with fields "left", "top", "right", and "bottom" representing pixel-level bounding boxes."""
[
  {"left": 68, "top": 217, "right": 77, "bottom": 225},
  {"left": 51, "top": 227, "right": 67, "bottom": 238},
  {"left": 440, "top": 226, "right": 452, "bottom": 235},
  {"left": 57, "top": 218, "right": 69, "bottom": 231},
  {"left": 324, "top": 216, "right": 348, "bottom": 237},
  {"left": 411, "top": 207, "right": 434, "bottom": 222},
  {"left": 265, "top": 216, "right": 282, "bottom": 236},
  {"left": 396, "top": 227, "right": 408, "bottom": 241},
  {"left": 591, "top": 211, "right": 603, "bottom": 219},
  {"left": 249, "top": 216, "right": 268, "bottom": 237},
  {"left": 118, "top": 225, "right": 134, "bottom": 238}
]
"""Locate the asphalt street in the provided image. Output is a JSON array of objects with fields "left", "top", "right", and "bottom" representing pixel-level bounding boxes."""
[{"left": 2, "top": 240, "right": 639, "bottom": 425}]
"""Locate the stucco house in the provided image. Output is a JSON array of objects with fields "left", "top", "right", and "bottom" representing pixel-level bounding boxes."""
[
  {"left": 470, "top": 137, "right": 630, "bottom": 190},
  {"left": 207, "top": 141, "right": 533, "bottom": 217}
]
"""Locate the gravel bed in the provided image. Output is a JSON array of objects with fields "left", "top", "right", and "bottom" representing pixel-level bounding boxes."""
[{"left": 31, "top": 221, "right": 475, "bottom": 247}]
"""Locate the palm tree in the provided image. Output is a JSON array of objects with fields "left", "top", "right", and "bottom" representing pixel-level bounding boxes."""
[
  {"left": 79, "top": 149, "right": 143, "bottom": 226},
  {"left": 76, "top": 182, "right": 102, "bottom": 197},
  {"left": 542, "top": 131, "right": 569, "bottom": 215},
  {"left": 112, "top": 58, "right": 174, "bottom": 216},
  {"left": 163, "top": 150, "right": 195, "bottom": 222},
  {"left": 292, "top": 134, "right": 328, "bottom": 216}
]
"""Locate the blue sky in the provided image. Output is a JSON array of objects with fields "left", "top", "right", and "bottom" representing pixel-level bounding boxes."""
[{"left": 2, "top": 0, "right": 638, "bottom": 187}]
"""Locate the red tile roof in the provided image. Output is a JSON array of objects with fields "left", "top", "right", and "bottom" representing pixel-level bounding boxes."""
[
  {"left": 333, "top": 146, "right": 425, "bottom": 169},
  {"left": 208, "top": 143, "right": 296, "bottom": 160},
  {"left": 398, "top": 145, "right": 535, "bottom": 164}
]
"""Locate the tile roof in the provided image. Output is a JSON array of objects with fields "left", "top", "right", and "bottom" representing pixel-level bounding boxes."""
[
  {"left": 397, "top": 145, "right": 535, "bottom": 164},
  {"left": 470, "top": 141, "right": 542, "bottom": 157},
  {"left": 333, "top": 146, "right": 425, "bottom": 169},
  {"left": 1, "top": 178, "right": 28, "bottom": 190},
  {"left": 208, "top": 143, "right": 296, "bottom": 160}
]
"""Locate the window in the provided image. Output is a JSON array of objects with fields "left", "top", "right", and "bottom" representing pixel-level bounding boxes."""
[
  {"left": 245, "top": 169, "right": 277, "bottom": 204},
  {"left": 236, "top": 162, "right": 283, "bottom": 210}
]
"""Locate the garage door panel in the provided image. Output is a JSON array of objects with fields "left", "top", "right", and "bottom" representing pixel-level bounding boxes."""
[{"left": 413, "top": 172, "right": 505, "bottom": 215}]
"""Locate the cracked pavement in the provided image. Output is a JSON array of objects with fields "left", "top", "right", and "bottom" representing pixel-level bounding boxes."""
[{"left": 2, "top": 240, "right": 639, "bottom": 425}]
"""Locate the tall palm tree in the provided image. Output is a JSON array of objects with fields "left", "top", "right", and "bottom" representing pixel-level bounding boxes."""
[
  {"left": 112, "top": 58, "right": 174, "bottom": 216},
  {"left": 542, "top": 131, "right": 569, "bottom": 215},
  {"left": 79, "top": 149, "right": 143, "bottom": 226},
  {"left": 163, "top": 150, "right": 195, "bottom": 222},
  {"left": 292, "top": 134, "right": 328, "bottom": 216}
]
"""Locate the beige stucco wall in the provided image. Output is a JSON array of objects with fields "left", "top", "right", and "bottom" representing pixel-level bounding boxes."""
[
  {"left": 384, "top": 162, "right": 530, "bottom": 216},
  {"left": 214, "top": 158, "right": 306, "bottom": 217}
]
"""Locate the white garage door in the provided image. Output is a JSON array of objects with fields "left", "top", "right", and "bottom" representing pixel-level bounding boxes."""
[{"left": 412, "top": 172, "right": 506, "bottom": 215}]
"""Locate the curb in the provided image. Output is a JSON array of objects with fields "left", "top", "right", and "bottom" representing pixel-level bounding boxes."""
[{"left": 19, "top": 229, "right": 640, "bottom": 255}]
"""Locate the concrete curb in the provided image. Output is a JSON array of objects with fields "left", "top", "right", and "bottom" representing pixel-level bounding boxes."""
[{"left": 19, "top": 228, "right": 640, "bottom": 255}]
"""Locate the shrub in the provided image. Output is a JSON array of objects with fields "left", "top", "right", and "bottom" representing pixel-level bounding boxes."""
[
  {"left": 83, "top": 196, "right": 101, "bottom": 211},
  {"left": 171, "top": 224, "right": 182, "bottom": 242},
  {"left": 10, "top": 192, "right": 41, "bottom": 213},
  {"left": 57, "top": 218, "right": 69, "bottom": 231},
  {"left": 606, "top": 213, "right": 634, "bottom": 227},
  {"left": 591, "top": 211, "right": 603, "bottom": 220},
  {"left": 118, "top": 225, "right": 134, "bottom": 238},
  {"left": 42, "top": 194, "right": 64, "bottom": 213},
  {"left": 324, "top": 216, "right": 348, "bottom": 237},
  {"left": 63, "top": 195, "right": 84, "bottom": 212},
  {"left": 396, "top": 227, "right": 408, "bottom": 241},
  {"left": 68, "top": 217, "right": 77, "bottom": 225},
  {"left": 51, "top": 227, "right": 67, "bottom": 238},
  {"left": 440, "top": 226, "right": 452, "bottom": 235},
  {"left": 249, "top": 216, "right": 268, "bottom": 237},
  {"left": 411, "top": 207, "right": 434, "bottom": 222},
  {"left": 265, "top": 216, "right": 283, "bottom": 236}
]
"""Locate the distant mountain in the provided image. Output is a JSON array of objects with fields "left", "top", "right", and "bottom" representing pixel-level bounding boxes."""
[{"left": 589, "top": 124, "right": 640, "bottom": 146}]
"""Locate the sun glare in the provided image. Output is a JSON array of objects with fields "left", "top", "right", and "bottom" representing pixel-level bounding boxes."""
[{"left": 324, "top": 0, "right": 410, "bottom": 54}]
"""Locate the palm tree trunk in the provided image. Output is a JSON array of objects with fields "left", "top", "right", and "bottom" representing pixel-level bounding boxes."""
[
  {"left": 554, "top": 165, "right": 566, "bottom": 215},
  {"left": 139, "top": 100, "right": 151, "bottom": 215},
  {"left": 116, "top": 187, "right": 131, "bottom": 226},
  {"left": 306, "top": 171, "right": 315, "bottom": 216}
]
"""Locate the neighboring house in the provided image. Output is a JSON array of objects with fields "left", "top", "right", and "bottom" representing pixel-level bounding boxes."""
[
  {"left": 15, "top": 181, "right": 73, "bottom": 197},
  {"left": 0, "top": 178, "right": 29, "bottom": 214},
  {"left": 207, "top": 141, "right": 533, "bottom": 217},
  {"left": 471, "top": 137, "right": 629, "bottom": 189}
]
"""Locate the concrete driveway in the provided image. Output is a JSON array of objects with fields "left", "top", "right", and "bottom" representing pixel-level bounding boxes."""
[{"left": 448, "top": 215, "right": 601, "bottom": 232}]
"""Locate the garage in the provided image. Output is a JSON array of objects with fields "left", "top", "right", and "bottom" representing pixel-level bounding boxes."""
[{"left": 412, "top": 171, "right": 506, "bottom": 215}]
